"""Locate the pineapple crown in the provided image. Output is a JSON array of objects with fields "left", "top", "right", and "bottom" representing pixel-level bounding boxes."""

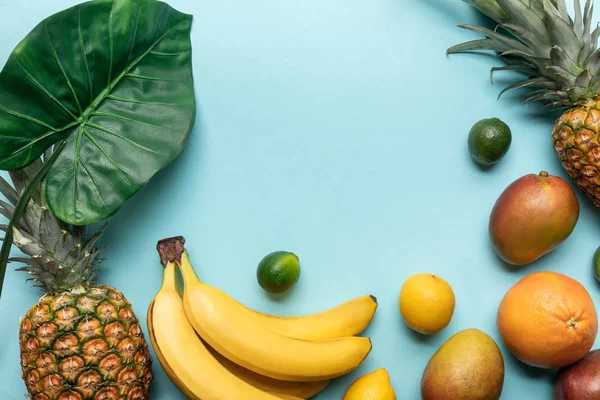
[
  {"left": 449, "top": 0, "right": 600, "bottom": 108},
  {"left": 0, "top": 157, "right": 105, "bottom": 295}
]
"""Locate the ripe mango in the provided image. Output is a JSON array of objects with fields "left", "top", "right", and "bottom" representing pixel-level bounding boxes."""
[
  {"left": 489, "top": 171, "right": 579, "bottom": 265},
  {"left": 555, "top": 349, "right": 600, "bottom": 400},
  {"left": 421, "top": 328, "right": 504, "bottom": 400}
]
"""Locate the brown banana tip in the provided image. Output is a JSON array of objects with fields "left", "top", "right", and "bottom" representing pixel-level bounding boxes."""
[
  {"left": 369, "top": 294, "right": 377, "bottom": 304},
  {"left": 156, "top": 236, "right": 186, "bottom": 267}
]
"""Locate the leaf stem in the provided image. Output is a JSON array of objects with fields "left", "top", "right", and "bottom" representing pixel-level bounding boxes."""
[{"left": 0, "top": 140, "right": 67, "bottom": 298}]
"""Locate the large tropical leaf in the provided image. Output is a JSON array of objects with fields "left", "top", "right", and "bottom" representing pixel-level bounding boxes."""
[{"left": 0, "top": 0, "right": 196, "bottom": 225}]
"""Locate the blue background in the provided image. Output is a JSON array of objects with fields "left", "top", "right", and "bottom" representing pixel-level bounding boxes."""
[{"left": 1, "top": 0, "right": 600, "bottom": 398}]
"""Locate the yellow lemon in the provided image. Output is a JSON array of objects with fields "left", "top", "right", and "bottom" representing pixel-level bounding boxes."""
[
  {"left": 343, "top": 368, "right": 396, "bottom": 400},
  {"left": 399, "top": 273, "right": 455, "bottom": 334}
]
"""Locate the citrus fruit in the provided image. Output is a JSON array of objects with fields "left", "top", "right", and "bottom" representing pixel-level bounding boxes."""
[
  {"left": 256, "top": 251, "right": 300, "bottom": 293},
  {"left": 497, "top": 271, "right": 598, "bottom": 368},
  {"left": 468, "top": 118, "right": 512, "bottom": 166},
  {"left": 343, "top": 368, "right": 396, "bottom": 400},
  {"left": 399, "top": 273, "right": 455, "bottom": 334},
  {"left": 593, "top": 247, "right": 600, "bottom": 283}
]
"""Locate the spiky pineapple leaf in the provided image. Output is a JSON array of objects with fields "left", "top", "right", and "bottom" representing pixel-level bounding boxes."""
[
  {"left": 450, "top": 0, "right": 600, "bottom": 106},
  {"left": 447, "top": 38, "right": 510, "bottom": 53},
  {"left": 0, "top": 177, "right": 18, "bottom": 205},
  {"left": 0, "top": 141, "right": 66, "bottom": 296},
  {"left": 490, "top": 65, "right": 538, "bottom": 83}
]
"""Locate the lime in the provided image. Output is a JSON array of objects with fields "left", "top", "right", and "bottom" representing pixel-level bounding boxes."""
[
  {"left": 593, "top": 247, "right": 600, "bottom": 282},
  {"left": 257, "top": 251, "right": 301, "bottom": 293},
  {"left": 468, "top": 118, "right": 512, "bottom": 166}
]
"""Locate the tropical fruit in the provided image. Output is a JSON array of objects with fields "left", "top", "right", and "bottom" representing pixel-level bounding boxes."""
[
  {"left": 468, "top": 118, "right": 512, "bottom": 166},
  {"left": 489, "top": 172, "right": 579, "bottom": 265},
  {"left": 421, "top": 328, "right": 504, "bottom": 400},
  {"left": 449, "top": 0, "right": 600, "bottom": 208},
  {"left": 593, "top": 247, "right": 600, "bottom": 283},
  {"left": 555, "top": 349, "right": 600, "bottom": 400},
  {"left": 399, "top": 273, "right": 455, "bottom": 334},
  {"left": 0, "top": 160, "right": 153, "bottom": 399},
  {"left": 148, "top": 261, "right": 299, "bottom": 400},
  {"left": 149, "top": 236, "right": 376, "bottom": 398},
  {"left": 257, "top": 251, "right": 301, "bottom": 293},
  {"left": 343, "top": 368, "right": 396, "bottom": 400},
  {"left": 243, "top": 294, "right": 377, "bottom": 341},
  {"left": 497, "top": 272, "right": 597, "bottom": 368}
]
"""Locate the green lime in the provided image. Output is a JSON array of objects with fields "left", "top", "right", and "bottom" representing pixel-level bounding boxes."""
[
  {"left": 468, "top": 118, "right": 512, "bottom": 166},
  {"left": 257, "top": 251, "right": 301, "bottom": 294},
  {"left": 593, "top": 247, "right": 600, "bottom": 282}
]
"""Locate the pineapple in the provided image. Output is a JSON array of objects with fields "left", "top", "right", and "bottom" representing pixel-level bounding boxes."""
[
  {"left": 449, "top": 0, "right": 600, "bottom": 205},
  {"left": 0, "top": 157, "right": 152, "bottom": 399}
]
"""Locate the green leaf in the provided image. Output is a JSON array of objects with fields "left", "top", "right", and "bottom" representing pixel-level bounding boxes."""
[
  {"left": 447, "top": 38, "right": 511, "bottom": 54},
  {"left": 461, "top": 0, "right": 509, "bottom": 23},
  {"left": 0, "top": 0, "right": 196, "bottom": 225},
  {"left": 490, "top": 65, "right": 538, "bottom": 84},
  {"left": 456, "top": 24, "right": 533, "bottom": 55}
]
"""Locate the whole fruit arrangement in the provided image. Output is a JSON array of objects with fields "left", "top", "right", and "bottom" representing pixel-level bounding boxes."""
[
  {"left": 421, "top": 328, "right": 504, "bottom": 400},
  {"left": 497, "top": 272, "right": 597, "bottom": 368},
  {"left": 555, "top": 349, "right": 600, "bottom": 400},
  {"left": 489, "top": 171, "right": 579, "bottom": 265}
]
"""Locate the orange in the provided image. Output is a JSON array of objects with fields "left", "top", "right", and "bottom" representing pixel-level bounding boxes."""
[
  {"left": 497, "top": 271, "right": 598, "bottom": 369},
  {"left": 399, "top": 273, "right": 455, "bottom": 334}
]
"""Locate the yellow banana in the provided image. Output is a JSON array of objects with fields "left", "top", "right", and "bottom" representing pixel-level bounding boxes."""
[
  {"left": 147, "top": 261, "right": 290, "bottom": 400},
  {"left": 171, "top": 266, "right": 331, "bottom": 398},
  {"left": 170, "top": 242, "right": 377, "bottom": 341},
  {"left": 159, "top": 237, "right": 372, "bottom": 382},
  {"left": 243, "top": 294, "right": 377, "bottom": 340},
  {"left": 207, "top": 344, "right": 330, "bottom": 398}
]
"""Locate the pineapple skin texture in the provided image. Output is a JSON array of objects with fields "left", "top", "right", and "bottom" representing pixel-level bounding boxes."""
[
  {"left": 553, "top": 100, "right": 600, "bottom": 207},
  {"left": 19, "top": 285, "right": 153, "bottom": 400}
]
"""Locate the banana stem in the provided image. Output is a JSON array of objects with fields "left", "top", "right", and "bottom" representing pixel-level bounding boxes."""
[
  {"left": 157, "top": 236, "right": 186, "bottom": 267},
  {"left": 156, "top": 236, "right": 199, "bottom": 291}
]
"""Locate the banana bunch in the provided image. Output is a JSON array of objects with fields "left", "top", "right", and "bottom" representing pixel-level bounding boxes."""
[{"left": 148, "top": 236, "right": 377, "bottom": 399}]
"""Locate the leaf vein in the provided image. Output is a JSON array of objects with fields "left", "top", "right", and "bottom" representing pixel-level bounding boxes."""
[
  {"left": 125, "top": 73, "right": 183, "bottom": 81},
  {"left": 126, "top": 0, "right": 144, "bottom": 67},
  {"left": 107, "top": 94, "right": 191, "bottom": 106},
  {"left": 78, "top": 160, "right": 108, "bottom": 211},
  {"left": 78, "top": 5, "right": 93, "bottom": 102},
  {"left": 0, "top": 105, "right": 58, "bottom": 131},
  {"left": 82, "top": 128, "right": 133, "bottom": 186},
  {"left": 107, "top": 0, "right": 115, "bottom": 86},
  {"left": 71, "top": 124, "right": 86, "bottom": 218},
  {"left": 126, "top": 19, "right": 190, "bottom": 75},
  {"left": 149, "top": 50, "right": 190, "bottom": 56},
  {"left": 45, "top": 21, "right": 82, "bottom": 115},
  {"left": 86, "top": 122, "right": 165, "bottom": 155},
  {"left": 2, "top": 129, "right": 66, "bottom": 164},
  {"left": 92, "top": 111, "right": 177, "bottom": 132},
  {"left": 13, "top": 57, "right": 78, "bottom": 121}
]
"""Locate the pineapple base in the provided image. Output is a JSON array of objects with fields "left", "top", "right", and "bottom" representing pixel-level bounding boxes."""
[{"left": 19, "top": 285, "right": 152, "bottom": 400}]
